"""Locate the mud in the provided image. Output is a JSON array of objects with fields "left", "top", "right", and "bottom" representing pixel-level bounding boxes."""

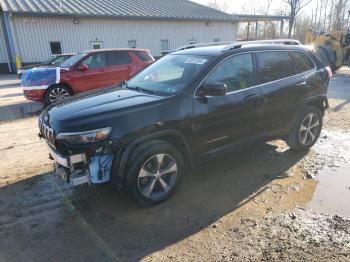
[{"left": 0, "top": 69, "right": 350, "bottom": 261}]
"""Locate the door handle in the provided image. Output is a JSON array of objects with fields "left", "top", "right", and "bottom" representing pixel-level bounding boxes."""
[
  {"left": 296, "top": 81, "right": 306, "bottom": 86},
  {"left": 244, "top": 94, "right": 260, "bottom": 101}
]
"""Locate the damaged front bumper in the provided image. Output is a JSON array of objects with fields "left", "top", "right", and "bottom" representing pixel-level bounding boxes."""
[{"left": 47, "top": 144, "right": 113, "bottom": 186}]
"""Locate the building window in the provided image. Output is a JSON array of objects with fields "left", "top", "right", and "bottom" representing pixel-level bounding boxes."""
[
  {"left": 50, "top": 42, "right": 62, "bottom": 55},
  {"left": 128, "top": 40, "right": 137, "bottom": 48},
  {"left": 213, "top": 38, "right": 220, "bottom": 42},
  {"left": 91, "top": 41, "right": 103, "bottom": 49},
  {"left": 161, "top": 39, "right": 170, "bottom": 51}
]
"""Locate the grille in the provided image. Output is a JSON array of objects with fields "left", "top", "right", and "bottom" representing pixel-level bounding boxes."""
[{"left": 39, "top": 117, "right": 55, "bottom": 146}]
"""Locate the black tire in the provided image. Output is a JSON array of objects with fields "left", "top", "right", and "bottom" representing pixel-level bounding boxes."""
[
  {"left": 44, "top": 84, "right": 71, "bottom": 106},
  {"left": 125, "top": 140, "right": 184, "bottom": 206},
  {"left": 287, "top": 106, "right": 323, "bottom": 151}
]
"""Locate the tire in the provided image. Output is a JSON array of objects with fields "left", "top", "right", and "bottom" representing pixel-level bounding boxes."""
[
  {"left": 125, "top": 140, "right": 184, "bottom": 206},
  {"left": 287, "top": 106, "right": 323, "bottom": 151},
  {"left": 44, "top": 85, "right": 71, "bottom": 106}
]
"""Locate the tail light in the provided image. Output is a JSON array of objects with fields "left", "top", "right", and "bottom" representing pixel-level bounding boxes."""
[{"left": 325, "top": 66, "right": 332, "bottom": 80}]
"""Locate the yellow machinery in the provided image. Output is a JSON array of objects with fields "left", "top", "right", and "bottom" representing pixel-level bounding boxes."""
[{"left": 305, "top": 29, "right": 350, "bottom": 70}]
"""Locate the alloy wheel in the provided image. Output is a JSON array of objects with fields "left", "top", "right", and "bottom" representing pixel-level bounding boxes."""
[
  {"left": 299, "top": 112, "right": 321, "bottom": 146},
  {"left": 138, "top": 153, "right": 178, "bottom": 200},
  {"left": 49, "top": 87, "right": 70, "bottom": 103}
]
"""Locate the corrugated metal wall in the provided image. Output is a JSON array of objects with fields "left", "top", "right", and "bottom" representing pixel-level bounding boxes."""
[
  {"left": 11, "top": 15, "right": 237, "bottom": 62},
  {"left": 0, "top": 17, "right": 9, "bottom": 64}
]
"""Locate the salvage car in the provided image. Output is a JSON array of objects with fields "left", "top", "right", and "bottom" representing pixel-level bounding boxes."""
[
  {"left": 39, "top": 41, "right": 331, "bottom": 206},
  {"left": 22, "top": 48, "right": 154, "bottom": 105},
  {"left": 17, "top": 53, "right": 74, "bottom": 78}
]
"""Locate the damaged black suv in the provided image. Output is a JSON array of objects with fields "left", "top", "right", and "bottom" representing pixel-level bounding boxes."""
[{"left": 39, "top": 41, "right": 330, "bottom": 206}]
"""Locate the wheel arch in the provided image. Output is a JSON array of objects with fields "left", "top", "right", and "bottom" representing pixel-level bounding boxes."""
[
  {"left": 44, "top": 82, "right": 73, "bottom": 97},
  {"left": 114, "top": 129, "right": 193, "bottom": 187},
  {"left": 304, "top": 95, "right": 329, "bottom": 116}
]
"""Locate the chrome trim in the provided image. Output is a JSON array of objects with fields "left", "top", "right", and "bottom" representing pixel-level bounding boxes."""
[
  {"left": 205, "top": 136, "right": 228, "bottom": 144},
  {"left": 47, "top": 144, "right": 68, "bottom": 168},
  {"left": 39, "top": 117, "right": 55, "bottom": 146},
  {"left": 193, "top": 50, "right": 317, "bottom": 98}
]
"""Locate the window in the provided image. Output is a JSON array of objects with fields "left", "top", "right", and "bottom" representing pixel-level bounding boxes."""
[
  {"left": 50, "top": 42, "right": 62, "bottom": 55},
  {"left": 291, "top": 51, "right": 315, "bottom": 73},
  {"left": 257, "top": 51, "right": 295, "bottom": 83},
  {"left": 161, "top": 39, "right": 170, "bottom": 51},
  {"left": 213, "top": 38, "right": 220, "bottom": 42},
  {"left": 50, "top": 55, "right": 69, "bottom": 66},
  {"left": 80, "top": 53, "right": 106, "bottom": 69},
  {"left": 128, "top": 40, "right": 137, "bottom": 48},
  {"left": 91, "top": 41, "right": 102, "bottom": 49},
  {"left": 107, "top": 52, "right": 132, "bottom": 66},
  {"left": 204, "top": 54, "right": 254, "bottom": 92},
  {"left": 134, "top": 51, "right": 154, "bottom": 62}
]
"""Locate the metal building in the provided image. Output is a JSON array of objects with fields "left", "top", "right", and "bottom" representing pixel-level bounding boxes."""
[{"left": 0, "top": 0, "right": 238, "bottom": 73}]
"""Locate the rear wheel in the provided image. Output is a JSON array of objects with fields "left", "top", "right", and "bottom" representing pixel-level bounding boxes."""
[
  {"left": 287, "top": 106, "right": 323, "bottom": 151},
  {"left": 125, "top": 141, "right": 184, "bottom": 206},
  {"left": 44, "top": 85, "right": 71, "bottom": 106}
]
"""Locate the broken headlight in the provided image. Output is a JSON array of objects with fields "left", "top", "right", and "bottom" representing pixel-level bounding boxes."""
[{"left": 56, "top": 127, "right": 112, "bottom": 144}]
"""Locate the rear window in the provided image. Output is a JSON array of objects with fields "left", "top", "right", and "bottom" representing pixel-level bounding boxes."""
[
  {"left": 134, "top": 51, "right": 154, "bottom": 62},
  {"left": 257, "top": 51, "right": 295, "bottom": 83},
  {"left": 107, "top": 52, "right": 132, "bottom": 66},
  {"left": 291, "top": 51, "right": 315, "bottom": 73}
]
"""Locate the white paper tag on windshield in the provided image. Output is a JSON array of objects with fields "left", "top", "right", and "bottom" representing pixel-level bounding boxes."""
[{"left": 184, "top": 58, "right": 207, "bottom": 65}]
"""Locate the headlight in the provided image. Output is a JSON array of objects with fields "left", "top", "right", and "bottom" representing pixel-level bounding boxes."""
[{"left": 56, "top": 127, "right": 112, "bottom": 144}]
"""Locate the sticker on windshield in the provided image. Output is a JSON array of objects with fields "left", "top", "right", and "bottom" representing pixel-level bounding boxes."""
[{"left": 184, "top": 58, "right": 207, "bottom": 65}]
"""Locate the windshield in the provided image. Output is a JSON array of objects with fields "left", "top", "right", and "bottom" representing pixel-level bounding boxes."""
[
  {"left": 60, "top": 53, "right": 86, "bottom": 68},
  {"left": 127, "top": 54, "right": 212, "bottom": 95}
]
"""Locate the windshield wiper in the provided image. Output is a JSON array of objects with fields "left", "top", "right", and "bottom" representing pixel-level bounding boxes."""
[{"left": 127, "top": 85, "right": 154, "bottom": 95}]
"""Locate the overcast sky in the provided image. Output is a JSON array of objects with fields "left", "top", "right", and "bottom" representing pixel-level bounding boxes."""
[{"left": 191, "top": 0, "right": 315, "bottom": 15}]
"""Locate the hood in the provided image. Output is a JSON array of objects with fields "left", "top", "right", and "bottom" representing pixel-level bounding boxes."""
[{"left": 45, "top": 86, "right": 165, "bottom": 132}]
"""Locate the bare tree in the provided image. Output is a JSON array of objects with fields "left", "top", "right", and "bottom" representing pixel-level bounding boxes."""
[
  {"left": 207, "top": 0, "right": 230, "bottom": 12},
  {"left": 284, "top": 0, "right": 312, "bottom": 37}
]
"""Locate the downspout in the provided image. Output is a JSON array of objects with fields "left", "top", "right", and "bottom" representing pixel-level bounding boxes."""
[{"left": 0, "top": 12, "right": 17, "bottom": 73}]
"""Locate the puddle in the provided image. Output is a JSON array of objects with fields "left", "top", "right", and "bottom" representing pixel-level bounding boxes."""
[{"left": 307, "top": 163, "right": 350, "bottom": 218}]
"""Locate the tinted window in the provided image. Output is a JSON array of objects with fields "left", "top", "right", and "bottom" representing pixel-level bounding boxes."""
[
  {"left": 257, "top": 51, "right": 294, "bottom": 83},
  {"left": 81, "top": 53, "right": 106, "bottom": 69},
  {"left": 204, "top": 54, "right": 254, "bottom": 92},
  {"left": 50, "top": 42, "right": 62, "bottom": 55},
  {"left": 292, "top": 51, "right": 315, "bottom": 73},
  {"left": 134, "top": 51, "right": 154, "bottom": 62},
  {"left": 107, "top": 52, "right": 132, "bottom": 66}
]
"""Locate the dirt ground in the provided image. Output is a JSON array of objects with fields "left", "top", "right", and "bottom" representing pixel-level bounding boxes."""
[{"left": 0, "top": 69, "right": 350, "bottom": 262}]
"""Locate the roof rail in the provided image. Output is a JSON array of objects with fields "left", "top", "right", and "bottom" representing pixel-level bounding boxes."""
[
  {"left": 222, "top": 39, "right": 301, "bottom": 52},
  {"left": 174, "top": 41, "right": 233, "bottom": 51}
]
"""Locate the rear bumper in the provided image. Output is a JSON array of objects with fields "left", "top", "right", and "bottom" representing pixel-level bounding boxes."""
[{"left": 23, "top": 89, "right": 45, "bottom": 101}]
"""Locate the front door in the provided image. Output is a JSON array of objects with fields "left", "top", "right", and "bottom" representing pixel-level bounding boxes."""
[
  {"left": 192, "top": 53, "right": 265, "bottom": 155},
  {"left": 70, "top": 52, "right": 108, "bottom": 93}
]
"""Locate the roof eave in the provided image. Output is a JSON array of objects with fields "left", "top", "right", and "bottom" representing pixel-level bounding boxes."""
[{"left": 4, "top": 10, "right": 239, "bottom": 23}]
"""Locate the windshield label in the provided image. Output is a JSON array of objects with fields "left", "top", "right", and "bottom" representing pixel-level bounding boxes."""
[{"left": 184, "top": 58, "right": 207, "bottom": 65}]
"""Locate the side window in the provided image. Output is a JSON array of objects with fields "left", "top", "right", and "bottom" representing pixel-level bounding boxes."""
[
  {"left": 107, "top": 52, "right": 132, "bottom": 66},
  {"left": 134, "top": 51, "right": 154, "bottom": 62},
  {"left": 81, "top": 53, "right": 106, "bottom": 69},
  {"left": 257, "top": 51, "right": 295, "bottom": 83},
  {"left": 291, "top": 51, "right": 315, "bottom": 73},
  {"left": 204, "top": 54, "right": 255, "bottom": 92}
]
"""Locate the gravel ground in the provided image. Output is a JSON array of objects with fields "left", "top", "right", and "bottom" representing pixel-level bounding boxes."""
[{"left": 0, "top": 69, "right": 349, "bottom": 261}]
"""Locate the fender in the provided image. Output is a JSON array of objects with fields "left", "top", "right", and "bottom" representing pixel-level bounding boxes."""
[
  {"left": 305, "top": 94, "right": 329, "bottom": 110},
  {"left": 113, "top": 129, "right": 193, "bottom": 187}
]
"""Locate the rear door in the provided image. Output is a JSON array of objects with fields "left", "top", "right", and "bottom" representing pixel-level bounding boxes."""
[
  {"left": 106, "top": 51, "right": 133, "bottom": 85},
  {"left": 192, "top": 53, "right": 265, "bottom": 154},
  {"left": 70, "top": 52, "right": 108, "bottom": 92},
  {"left": 256, "top": 50, "right": 304, "bottom": 135}
]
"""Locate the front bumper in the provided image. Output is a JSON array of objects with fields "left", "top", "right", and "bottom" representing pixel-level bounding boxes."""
[{"left": 23, "top": 89, "right": 45, "bottom": 101}]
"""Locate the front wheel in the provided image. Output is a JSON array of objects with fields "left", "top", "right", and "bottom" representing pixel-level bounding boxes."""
[
  {"left": 44, "top": 85, "right": 71, "bottom": 106},
  {"left": 125, "top": 141, "right": 184, "bottom": 206},
  {"left": 287, "top": 106, "right": 323, "bottom": 151}
]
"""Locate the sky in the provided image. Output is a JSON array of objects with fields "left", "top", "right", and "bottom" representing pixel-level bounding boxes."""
[{"left": 191, "top": 0, "right": 315, "bottom": 15}]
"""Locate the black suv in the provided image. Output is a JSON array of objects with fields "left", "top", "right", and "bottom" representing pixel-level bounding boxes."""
[{"left": 39, "top": 41, "right": 330, "bottom": 206}]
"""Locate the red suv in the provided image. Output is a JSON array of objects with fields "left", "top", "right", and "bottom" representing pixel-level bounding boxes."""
[{"left": 22, "top": 48, "right": 154, "bottom": 105}]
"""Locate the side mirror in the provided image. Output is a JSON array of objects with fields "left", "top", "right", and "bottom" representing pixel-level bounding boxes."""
[
  {"left": 77, "top": 64, "right": 88, "bottom": 71},
  {"left": 199, "top": 82, "right": 227, "bottom": 97}
]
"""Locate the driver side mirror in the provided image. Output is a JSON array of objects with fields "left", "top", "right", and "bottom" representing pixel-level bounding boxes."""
[
  {"left": 77, "top": 64, "right": 88, "bottom": 71},
  {"left": 198, "top": 82, "right": 227, "bottom": 97}
]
